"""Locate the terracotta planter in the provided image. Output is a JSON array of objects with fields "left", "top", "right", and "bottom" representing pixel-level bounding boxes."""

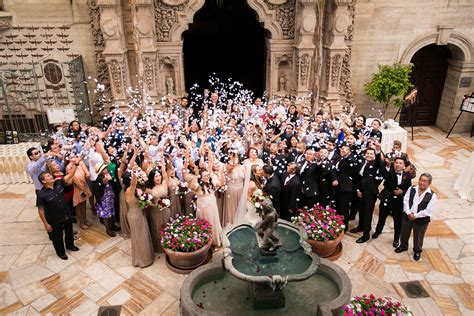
[
  {"left": 307, "top": 232, "right": 344, "bottom": 258},
  {"left": 163, "top": 238, "right": 212, "bottom": 270}
]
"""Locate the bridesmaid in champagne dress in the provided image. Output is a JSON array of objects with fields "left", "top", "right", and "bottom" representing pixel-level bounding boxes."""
[
  {"left": 211, "top": 162, "right": 226, "bottom": 225},
  {"left": 167, "top": 165, "right": 182, "bottom": 217},
  {"left": 124, "top": 173, "right": 154, "bottom": 268},
  {"left": 193, "top": 168, "right": 224, "bottom": 247},
  {"left": 222, "top": 151, "right": 245, "bottom": 226},
  {"left": 146, "top": 161, "right": 170, "bottom": 253}
]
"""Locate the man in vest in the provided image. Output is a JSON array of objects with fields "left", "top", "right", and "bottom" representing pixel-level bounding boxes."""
[{"left": 395, "top": 173, "right": 437, "bottom": 261}]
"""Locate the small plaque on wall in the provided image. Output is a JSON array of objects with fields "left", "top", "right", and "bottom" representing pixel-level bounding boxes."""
[
  {"left": 459, "top": 77, "right": 472, "bottom": 88},
  {"left": 47, "top": 108, "right": 76, "bottom": 124}
]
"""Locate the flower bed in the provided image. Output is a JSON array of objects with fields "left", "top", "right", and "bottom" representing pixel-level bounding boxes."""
[
  {"left": 344, "top": 294, "right": 412, "bottom": 315},
  {"left": 292, "top": 204, "right": 345, "bottom": 241},
  {"left": 160, "top": 214, "right": 213, "bottom": 252}
]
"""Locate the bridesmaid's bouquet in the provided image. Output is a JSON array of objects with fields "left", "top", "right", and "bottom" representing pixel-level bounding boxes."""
[
  {"left": 175, "top": 182, "right": 190, "bottom": 198},
  {"left": 156, "top": 197, "right": 171, "bottom": 210},
  {"left": 136, "top": 188, "right": 154, "bottom": 210}
]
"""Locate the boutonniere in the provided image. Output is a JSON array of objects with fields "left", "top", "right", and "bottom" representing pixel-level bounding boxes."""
[{"left": 403, "top": 176, "right": 408, "bottom": 179}]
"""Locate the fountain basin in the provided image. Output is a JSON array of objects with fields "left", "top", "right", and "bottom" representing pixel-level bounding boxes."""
[{"left": 180, "top": 259, "right": 351, "bottom": 316}]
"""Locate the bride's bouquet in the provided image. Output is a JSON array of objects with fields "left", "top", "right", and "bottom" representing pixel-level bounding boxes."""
[{"left": 251, "top": 189, "right": 271, "bottom": 212}]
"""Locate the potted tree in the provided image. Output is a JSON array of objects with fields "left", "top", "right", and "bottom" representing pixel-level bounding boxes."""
[
  {"left": 364, "top": 63, "right": 413, "bottom": 121},
  {"left": 160, "top": 214, "right": 213, "bottom": 270},
  {"left": 292, "top": 204, "right": 345, "bottom": 260}
]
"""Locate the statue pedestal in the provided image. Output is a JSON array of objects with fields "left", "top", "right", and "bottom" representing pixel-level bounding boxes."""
[{"left": 249, "top": 283, "right": 285, "bottom": 310}]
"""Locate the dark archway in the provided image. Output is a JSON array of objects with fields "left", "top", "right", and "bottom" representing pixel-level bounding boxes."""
[
  {"left": 409, "top": 44, "right": 450, "bottom": 125},
  {"left": 182, "top": 0, "right": 266, "bottom": 96}
]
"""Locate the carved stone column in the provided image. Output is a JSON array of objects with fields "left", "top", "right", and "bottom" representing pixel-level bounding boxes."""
[
  {"left": 321, "top": 0, "right": 355, "bottom": 110},
  {"left": 98, "top": 0, "right": 131, "bottom": 103},
  {"left": 136, "top": 0, "right": 159, "bottom": 98},
  {"left": 294, "top": 0, "right": 317, "bottom": 97}
]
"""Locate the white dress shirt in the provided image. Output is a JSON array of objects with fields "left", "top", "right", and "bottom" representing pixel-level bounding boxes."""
[{"left": 403, "top": 186, "right": 437, "bottom": 219}]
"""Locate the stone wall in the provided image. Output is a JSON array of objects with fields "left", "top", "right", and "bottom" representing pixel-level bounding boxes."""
[
  {"left": 2, "top": 0, "right": 98, "bottom": 101},
  {"left": 351, "top": 0, "right": 474, "bottom": 132}
]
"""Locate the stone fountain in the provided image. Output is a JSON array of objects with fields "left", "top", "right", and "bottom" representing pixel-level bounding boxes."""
[{"left": 180, "top": 203, "right": 352, "bottom": 315}]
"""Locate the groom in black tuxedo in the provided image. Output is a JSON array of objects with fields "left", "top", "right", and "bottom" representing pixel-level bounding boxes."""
[
  {"left": 262, "top": 164, "right": 281, "bottom": 215},
  {"left": 280, "top": 163, "right": 301, "bottom": 221},
  {"left": 353, "top": 147, "right": 385, "bottom": 243},
  {"left": 373, "top": 157, "right": 412, "bottom": 248},
  {"left": 299, "top": 148, "right": 319, "bottom": 209}
]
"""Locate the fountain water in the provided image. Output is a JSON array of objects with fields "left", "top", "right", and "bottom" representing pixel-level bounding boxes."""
[{"left": 180, "top": 219, "right": 352, "bottom": 315}]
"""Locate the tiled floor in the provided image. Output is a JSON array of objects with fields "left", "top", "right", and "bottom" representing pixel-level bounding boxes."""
[{"left": 0, "top": 126, "right": 472, "bottom": 315}]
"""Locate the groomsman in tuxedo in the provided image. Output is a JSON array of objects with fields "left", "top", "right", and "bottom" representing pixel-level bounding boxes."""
[
  {"left": 262, "top": 142, "right": 289, "bottom": 179},
  {"left": 316, "top": 146, "right": 337, "bottom": 207},
  {"left": 352, "top": 147, "right": 385, "bottom": 243},
  {"left": 299, "top": 148, "right": 319, "bottom": 209},
  {"left": 280, "top": 163, "right": 301, "bottom": 221},
  {"left": 292, "top": 142, "right": 307, "bottom": 165},
  {"left": 327, "top": 138, "right": 340, "bottom": 164},
  {"left": 262, "top": 164, "right": 281, "bottom": 215},
  {"left": 373, "top": 157, "right": 413, "bottom": 247},
  {"left": 334, "top": 143, "right": 357, "bottom": 231}
]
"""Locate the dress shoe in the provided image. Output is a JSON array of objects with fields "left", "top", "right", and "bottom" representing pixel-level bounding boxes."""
[
  {"left": 356, "top": 236, "right": 370, "bottom": 243},
  {"left": 393, "top": 241, "right": 400, "bottom": 248},
  {"left": 350, "top": 227, "right": 362, "bottom": 234},
  {"left": 372, "top": 232, "right": 380, "bottom": 239},
  {"left": 59, "top": 254, "right": 68, "bottom": 260},
  {"left": 395, "top": 247, "right": 407, "bottom": 253},
  {"left": 67, "top": 246, "right": 80, "bottom": 251},
  {"left": 413, "top": 253, "right": 421, "bottom": 261},
  {"left": 111, "top": 224, "right": 121, "bottom": 232}
]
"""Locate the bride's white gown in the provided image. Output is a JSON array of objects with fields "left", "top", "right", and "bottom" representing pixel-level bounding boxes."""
[{"left": 243, "top": 200, "right": 260, "bottom": 225}]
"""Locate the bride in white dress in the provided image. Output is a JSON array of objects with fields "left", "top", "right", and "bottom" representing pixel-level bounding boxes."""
[{"left": 234, "top": 164, "right": 265, "bottom": 225}]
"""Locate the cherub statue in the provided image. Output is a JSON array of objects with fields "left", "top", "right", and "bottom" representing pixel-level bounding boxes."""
[{"left": 256, "top": 199, "right": 280, "bottom": 252}]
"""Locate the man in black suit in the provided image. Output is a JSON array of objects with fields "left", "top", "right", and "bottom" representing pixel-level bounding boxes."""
[
  {"left": 292, "top": 142, "right": 306, "bottom": 165},
  {"left": 299, "top": 148, "right": 319, "bottom": 209},
  {"left": 334, "top": 143, "right": 357, "bottom": 231},
  {"left": 280, "top": 163, "right": 301, "bottom": 221},
  {"left": 262, "top": 164, "right": 281, "bottom": 215},
  {"left": 316, "top": 146, "right": 337, "bottom": 207},
  {"left": 373, "top": 157, "right": 412, "bottom": 248},
  {"left": 327, "top": 138, "right": 340, "bottom": 164},
  {"left": 262, "top": 142, "right": 289, "bottom": 179},
  {"left": 353, "top": 147, "right": 385, "bottom": 243}
]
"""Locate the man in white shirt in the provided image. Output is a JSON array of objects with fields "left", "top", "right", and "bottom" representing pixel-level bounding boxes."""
[{"left": 395, "top": 173, "right": 437, "bottom": 261}]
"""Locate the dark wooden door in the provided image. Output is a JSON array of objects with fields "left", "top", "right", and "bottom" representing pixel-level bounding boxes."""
[{"left": 408, "top": 44, "right": 450, "bottom": 126}]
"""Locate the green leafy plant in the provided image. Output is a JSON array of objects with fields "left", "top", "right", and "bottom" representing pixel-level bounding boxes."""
[{"left": 364, "top": 63, "right": 413, "bottom": 120}]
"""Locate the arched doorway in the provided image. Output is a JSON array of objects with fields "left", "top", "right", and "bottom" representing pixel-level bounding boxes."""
[
  {"left": 182, "top": 0, "right": 266, "bottom": 96},
  {"left": 409, "top": 44, "right": 450, "bottom": 125}
]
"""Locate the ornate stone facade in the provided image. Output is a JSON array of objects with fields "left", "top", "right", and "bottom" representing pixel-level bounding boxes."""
[{"left": 86, "top": 0, "right": 112, "bottom": 101}]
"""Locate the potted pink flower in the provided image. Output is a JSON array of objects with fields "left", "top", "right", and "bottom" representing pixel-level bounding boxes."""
[
  {"left": 344, "top": 294, "right": 412, "bottom": 315},
  {"left": 292, "top": 204, "right": 345, "bottom": 259},
  {"left": 160, "top": 214, "right": 213, "bottom": 270}
]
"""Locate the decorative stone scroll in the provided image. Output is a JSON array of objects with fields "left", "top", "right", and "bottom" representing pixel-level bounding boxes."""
[
  {"left": 109, "top": 59, "right": 127, "bottom": 97},
  {"left": 339, "top": 49, "right": 353, "bottom": 101},
  {"left": 298, "top": 54, "right": 310, "bottom": 87},
  {"left": 331, "top": 54, "right": 341, "bottom": 88},
  {"left": 87, "top": 0, "right": 112, "bottom": 99},
  {"left": 153, "top": 0, "right": 189, "bottom": 42},
  {"left": 144, "top": 57, "right": 156, "bottom": 92},
  {"left": 341, "top": 1, "right": 355, "bottom": 103},
  {"left": 264, "top": 0, "right": 296, "bottom": 39}
]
